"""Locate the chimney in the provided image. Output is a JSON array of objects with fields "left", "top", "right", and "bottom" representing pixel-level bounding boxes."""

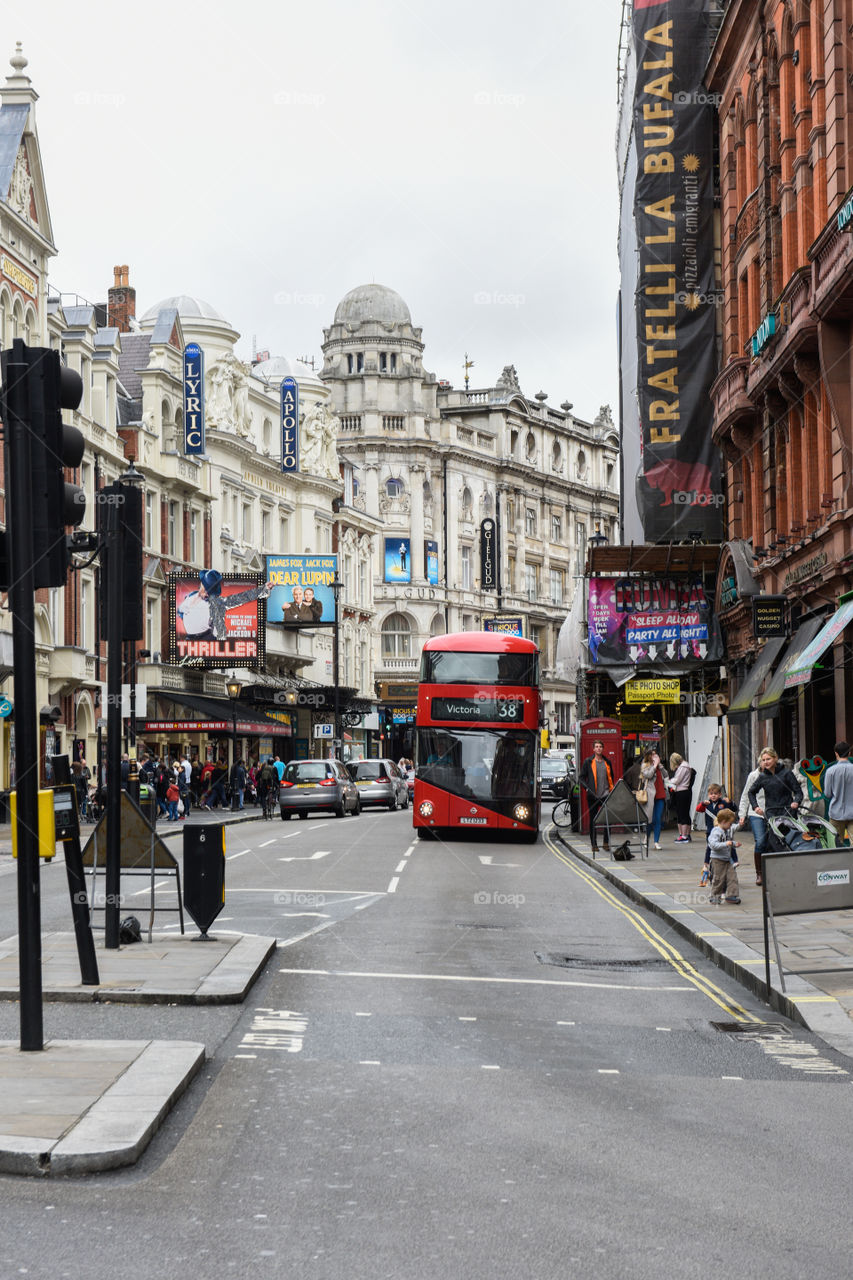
[{"left": 108, "top": 264, "right": 136, "bottom": 332}]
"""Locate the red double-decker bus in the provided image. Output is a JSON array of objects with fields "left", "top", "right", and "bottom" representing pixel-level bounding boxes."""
[{"left": 413, "top": 632, "right": 541, "bottom": 842}]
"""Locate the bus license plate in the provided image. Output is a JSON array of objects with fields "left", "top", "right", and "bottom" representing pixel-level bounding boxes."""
[{"left": 459, "top": 816, "right": 488, "bottom": 825}]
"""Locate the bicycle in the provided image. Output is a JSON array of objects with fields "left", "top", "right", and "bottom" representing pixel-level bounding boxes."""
[
  {"left": 551, "top": 795, "right": 577, "bottom": 832},
  {"left": 261, "top": 781, "right": 279, "bottom": 820}
]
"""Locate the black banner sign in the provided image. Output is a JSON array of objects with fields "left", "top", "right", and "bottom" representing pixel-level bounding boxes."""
[
  {"left": 480, "top": 518, "right": 498, "bottom": 591},
  {"left": 632, "top": 0, "right": 722, "bottom": 542},
  {"left": 752, "top": 596, "right": 788, "bottom": 639}
]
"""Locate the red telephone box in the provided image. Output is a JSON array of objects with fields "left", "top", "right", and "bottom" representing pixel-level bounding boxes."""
[{"left": 577, "top": 717, "right": 624, "bottom": 832}]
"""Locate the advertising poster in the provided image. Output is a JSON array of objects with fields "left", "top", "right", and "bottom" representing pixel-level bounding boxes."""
[
  {"left": 632, "top": 0, "right": 722, "bottom": 541},
  {"left": 169, "top": 571, "right": 268, "bottom": 668},
  {"left": 425, "top": 539, "right": 439, "bottom": 586},
  {"left": 484, "top": 617, "right": 524, "bottom": 638},
  {"left": 384, "top": 538, "right": 411, "bottom": 583},
  {"left": 266, "top": 554, "right": 337, "bottom": 625},
  {"left": 587, "top": 577, "right": 721, "bottom": 669}
]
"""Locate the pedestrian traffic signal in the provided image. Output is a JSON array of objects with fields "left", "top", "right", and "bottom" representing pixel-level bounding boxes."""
[{"left": 0, "top": 340, "right": 85, "bottom": 588}]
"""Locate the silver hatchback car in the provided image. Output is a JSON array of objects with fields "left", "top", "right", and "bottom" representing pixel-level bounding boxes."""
[
  {"left": 347, "top": 759, "right": 410, "bottom": 811},
  {"left": 279, "top": 759, "right": 361, "bottom": 819}
]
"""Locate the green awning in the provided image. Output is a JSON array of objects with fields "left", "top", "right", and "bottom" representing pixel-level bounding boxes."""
[
  {"left": 784, "top": 599, "right": 853, "bottom": 689},
  {"left": 756, "top": 618, "right": 824, "bottom": 720},
  {"left": 726, "top": 636, "right": 786, "bottom": 725}
]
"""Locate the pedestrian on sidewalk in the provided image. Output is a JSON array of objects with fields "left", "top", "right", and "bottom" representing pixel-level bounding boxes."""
[
  {"left": 579, "top": 740, "right": 614, "bottom": 853},
  {"left": 165, "top": 779, "right": 180, "bottom": 821},
  {"left": 697, "top": 783, "right": 736, "bottom": 884},
  {"left": 707, "top": 808, "right": 742, "bottom": 904},
  {"left": 668, "top": 753, "right": 695, "bottom": 842},
  {"left": 743, "top": 748, "right": 801, "bottom": 882},
  {"left": 639, "top": 749, "right": 668, "bottom": 850},
  {"left": 823, "top": 742, "right": 853, "bottom": 846},
  {"left": 230, "top": 758, "right": 246, "bottom": 810}
]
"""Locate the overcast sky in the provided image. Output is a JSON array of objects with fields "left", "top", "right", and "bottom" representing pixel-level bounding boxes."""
[{"left": 7, "top": 0, "right": 622, "bottom": 423}]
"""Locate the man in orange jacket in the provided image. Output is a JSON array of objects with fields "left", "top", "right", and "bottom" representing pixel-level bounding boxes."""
[{"left": 579, "top": 741, "right": 615, "bottom": 852}]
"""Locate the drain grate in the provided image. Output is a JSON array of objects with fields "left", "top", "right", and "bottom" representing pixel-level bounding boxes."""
[
  {"left": 535, "top": 951, "right": 671, "bottom": 970},
  {"left": 711, "top": 1021, "right": 788, "bottom": 1036}
]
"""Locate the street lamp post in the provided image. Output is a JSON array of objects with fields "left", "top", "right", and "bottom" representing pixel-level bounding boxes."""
[
  {"left": 331, "top": 575, "right": 342, "bottom": 759},
  {"left": 226, "top": 674, "right": 242, "bottom": 809}
]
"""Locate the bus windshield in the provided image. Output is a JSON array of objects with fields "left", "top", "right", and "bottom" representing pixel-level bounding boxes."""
[
  {"left": 420, "top": 650, "right": 539, "bottom": 687},
  {"left": 416, "top": 727, "right": 537, "bottom": 810}
]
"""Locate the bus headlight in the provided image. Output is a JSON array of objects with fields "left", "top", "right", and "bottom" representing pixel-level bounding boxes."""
[
  {"left": 513, "top": 804, "right": 530, "bottom": 822},
  {"left": 419, "top": 800, "right": 434, "bottom": 818}
]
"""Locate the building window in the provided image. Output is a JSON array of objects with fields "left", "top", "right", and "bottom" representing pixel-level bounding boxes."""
[
  {"left": 381, "top": 612, "right": 412, "bottom": 659},
  {"left": 80, "top": 578, "right": 90, "bottom": 650},
  {"left": 190, "top": 510, "right": 199, "bottom": 563},
  {"left": 356, "top": 352, "right": 364, "bottom": 373},
  {"left": 242, "top": 503, "right": 252, "bottom": 542},
  {"left": 167, "top": 501, "right": 177, "bottom": 557},
  {"left": 549, "top": 568, "right": 564, "bottom": 606},
  {"left": 347, "top": 354, "right": 354, "bottom": 374},
  {"left": 551, "top": 514, "right": 562, "bottom": 542},
  {"left": 145, "top": 492, "right": 154, "bottom": 548},
  {"left": 462, "top": 613, "right": 475, "bottom": 631},
  {"left": 576, "top": 522, "right": 587, "bottom": 575},
  {"left": 279, "top": 515, "right": 290, "bottom": 551},
  {"left": 606, "top": 463, "right": 615, "bottom": 487},
  {"left": 359, "top": 557, "right": 368, "bottom": 604},
  {"left": 529, "top": 624, "right": 541, "bottom": 651},
  {"left": 461, "top": 545, "right": 472, "bottom": 589},
  {"left": 379, "top": 352, "right": 387, "bottom": 372},
  {"left": 525, "top": 563, "right": 539, "bottom": 598},
  {"left": 386, "top": 477, "right": 404, "bottom": 498},
  {"left": 145, "top": 595, "right": 157, "bottom": 654},
  {"left": 359, "top": 640, "right": 368, "bottom": 692},
  {"left": 261, "top": 509, "right": 270, "bottom": 549},
  {"left": 390, "top": 353, "right": 397, "bottom": 373},
  {"left": 525, "top": 507, "right": 537, "bottom": 536}
]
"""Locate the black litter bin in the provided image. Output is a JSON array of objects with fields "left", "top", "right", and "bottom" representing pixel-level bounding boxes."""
[{"left": 183, "top": 823, "right": 226, "bottom": 936}]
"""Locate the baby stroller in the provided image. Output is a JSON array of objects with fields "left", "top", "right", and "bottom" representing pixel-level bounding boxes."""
[{"left": 767, "top": 809, "right": 836, "bottom": 852}]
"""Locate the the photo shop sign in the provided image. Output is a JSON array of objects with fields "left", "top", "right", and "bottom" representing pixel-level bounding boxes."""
[{"left": 183, "top": 344, "right": 205, "bottom": 455}]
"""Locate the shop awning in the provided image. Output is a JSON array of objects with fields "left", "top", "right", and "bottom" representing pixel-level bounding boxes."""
[
  {"left": 784, "top": 599, "right": 853, "bottom": 689},
  {"left": 144, "top": 688, "right": 292, "bottom": 735},
  {"left": 726, "top": 636, "right": 787, "bottom": 725},
  {"left": 756, "top": 618, "right": 825, "bottom": 720}
]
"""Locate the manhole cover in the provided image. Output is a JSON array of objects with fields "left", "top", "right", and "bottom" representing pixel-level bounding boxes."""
[
  {"left": 711, "top": 1021, "right": 788, "bottom": 1036},
  {"left": 535, "top": 951, "right": 671, "bottom": 970}
]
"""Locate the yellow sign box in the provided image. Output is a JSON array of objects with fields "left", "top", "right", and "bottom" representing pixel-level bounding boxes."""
[
  {"left": 10, "top": 789, "right": 57, "bottom": 861},
  {"left": 625, "top": 678, "right": 681, "bottom": 704}
]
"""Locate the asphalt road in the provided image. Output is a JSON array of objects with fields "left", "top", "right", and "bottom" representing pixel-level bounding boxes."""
[{"left": 2, "top": 810, "right": 853, "bottom": 1279}]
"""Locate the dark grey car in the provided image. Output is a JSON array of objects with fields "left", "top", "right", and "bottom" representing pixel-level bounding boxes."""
[
  {"left": 279, "top": 759, "right": 361, "bottom": 819},
  {"left": 348, "top": 759, "right": 410, "bottom": 811}
]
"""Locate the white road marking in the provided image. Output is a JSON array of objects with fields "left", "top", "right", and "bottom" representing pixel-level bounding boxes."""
[
  {"left": 279, "top": 850, "right": 332, "bottom": 862},
  {"left": 359, "top": 1060, "right": 381, "bottom": 1065},
  {"left": 656, "top": 1027, "right": 671, "bottom": 1031},
  {"left": 278, "top": 968, "right": 696, "bottom": 992},
  {"left": 131, "top": 879, "right": 169, "bottom": 896},
  {"left": 557, "top": 1021, "right": 576, "bottom": 1026},
  {"left": 238, "top": 1008, "right": 307, "bottom": 1054},
  {"left": 395, "top": 861, "right": 407, "bottom": 873},
  {"left": 404, "top": 845, "right": 416, "bottom": 857},
  {"left": 355, "top": 1012, "right": 372, "bottom": 1017},
  {"left": 722, "top": 1076, "right": 743, "bottom": 1080},
  {"left": 227, "top": 888, "right": 382, "bottom": 896},
  {"left": 281, "top": 912, "right": 330, "bottom": 919},
  {"left": 459, "top": 1016, "right": 477, "bottom": 1021},
  {"left": 478, "top": 855, "right": 521, "bottom": 867},
  {"left": 481, "top": 1065, "right": 500, "bottom": 1070},
  {"left": 387, "top": 876, "right": 400, "bottom": 893},
  {"left": 259, "top": 839, "right": 276, "bottom": 848},
  {"left": 226, "top": 850, "right": 249, "bottom": 860},
  {"left": 598, "top": 1069, "right": 620, "bottom": 1075}
]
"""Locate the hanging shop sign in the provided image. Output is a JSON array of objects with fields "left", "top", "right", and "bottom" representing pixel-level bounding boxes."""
[
  {"left": 480, "top": 518, "right": 498, "bottom": 591},
  {"left": 752, "top": 595, "right": 787, "bottom": 639},
  {"left": 183, "top": 343, "right": 205, "bottom": 455},
  {"left": 625, "top": 678, "right": 681, "bottom": 705}
]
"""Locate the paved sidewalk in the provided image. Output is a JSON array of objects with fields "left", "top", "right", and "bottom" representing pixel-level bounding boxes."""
[
  {"left": 555, "top": 823, "right": 853, "bottom": 1060},
  {"left": 0, "top": 929, "right": 276, "bottom": 1175}
]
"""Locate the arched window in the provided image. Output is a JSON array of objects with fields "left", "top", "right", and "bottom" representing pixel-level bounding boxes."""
[
  {"left": 386, "top": 477, "right": 404, "bottom": 498},
  {"left": 461, "top": 486, "right": 473, "bottom": 518},
  {"left": 381, "top": 612, "right": 412, "bottom": 659},
  {"left": 430, "top": 613, "right": 445, "bottom": 637}
]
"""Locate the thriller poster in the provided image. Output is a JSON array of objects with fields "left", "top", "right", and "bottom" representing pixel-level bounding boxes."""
[{"left": 169, "top": 571, "right": 268, "bottom": 668}]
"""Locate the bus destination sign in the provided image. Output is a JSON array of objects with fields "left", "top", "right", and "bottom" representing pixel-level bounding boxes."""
[{"left": 431, "top": 695, "right": 524, "bottom": 723}]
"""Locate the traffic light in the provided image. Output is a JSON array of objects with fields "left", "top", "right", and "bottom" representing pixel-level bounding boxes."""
[
  {"left": 98, "top": 479, "right": 143, "bottom": 641},
  {"left": 0, "top": 340, "right": 85, "bottom": 588}
]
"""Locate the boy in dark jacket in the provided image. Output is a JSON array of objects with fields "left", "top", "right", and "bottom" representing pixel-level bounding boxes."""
[{"left": 698, "top": 783, "right": 737, "bottom": 884}]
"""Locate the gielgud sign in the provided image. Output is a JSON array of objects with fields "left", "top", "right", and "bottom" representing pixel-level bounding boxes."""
[{"left": 632, "top": 0, "right": 722, "bottom": 542}]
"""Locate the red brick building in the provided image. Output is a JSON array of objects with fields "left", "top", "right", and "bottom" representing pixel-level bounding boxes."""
[{"left": 707, "top": 0, "right": 853, "bottom": 770}]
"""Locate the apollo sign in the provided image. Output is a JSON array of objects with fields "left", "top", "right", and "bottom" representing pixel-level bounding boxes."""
[
  {"left": 281, "top": 377, "right": 298, "bottom": 472},
  {"left": 183, "top": 344, "right": 205, "bottom": 455}
]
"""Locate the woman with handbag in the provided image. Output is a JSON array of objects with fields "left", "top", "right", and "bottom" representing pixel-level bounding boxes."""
[
  {"left": 639, "top": 749, "right": 668, "bottom": 850},
  {"left": 668, "top": 753, "right": 695, "bottom": 842}
]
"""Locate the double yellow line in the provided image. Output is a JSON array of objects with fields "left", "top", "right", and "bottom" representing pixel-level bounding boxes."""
[{"left": 544, "top": 828, "right": 761, "bottom": 1024}]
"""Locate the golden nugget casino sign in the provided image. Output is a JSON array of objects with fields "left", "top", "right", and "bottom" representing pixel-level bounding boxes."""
[{"left": 632, "top": 0, "right": 722, "bottom": 542}]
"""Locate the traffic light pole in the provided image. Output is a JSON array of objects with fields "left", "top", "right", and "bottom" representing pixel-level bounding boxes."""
[
  {"left": 3, "top": 349, "right": 44, "bottom": 1050},
  {"left": 104, "top": 502, "right": 124, "bottom": 949}
]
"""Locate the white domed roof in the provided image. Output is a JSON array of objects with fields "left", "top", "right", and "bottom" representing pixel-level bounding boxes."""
[
  {"left": 250, "top": 355, "right": 323, "bottom": 387},
  {"left": 333, "top": 283, "right": 411, "bottom": 327},
  {"left": 140, "top": 295, "right": 227, "bottom": 325}
]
